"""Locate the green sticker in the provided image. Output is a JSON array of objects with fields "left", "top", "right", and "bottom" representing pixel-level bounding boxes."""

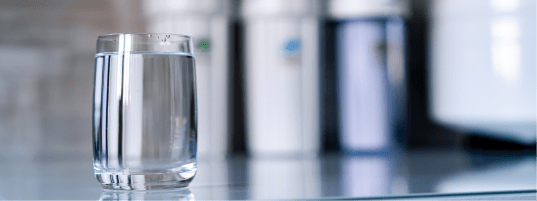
[{"left": 197, "top": 40, "right": 210, "bottom": 51}]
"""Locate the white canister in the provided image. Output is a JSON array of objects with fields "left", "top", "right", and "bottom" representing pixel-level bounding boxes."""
[
  {"left": 143, "top": 0, "right": 232, "bottom": 158},
  {"left": 241, "top": 0, "right": 321, "bottom": 156}
]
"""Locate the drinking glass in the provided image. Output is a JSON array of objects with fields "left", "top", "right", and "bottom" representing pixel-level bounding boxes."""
[{"left": 93, "top": 33, "right": 197, "bottom": 190}]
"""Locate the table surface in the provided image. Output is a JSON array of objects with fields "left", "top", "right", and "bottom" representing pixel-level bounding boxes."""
[{"left": 0, "top": 149, "right": 535, "bottom": 200}]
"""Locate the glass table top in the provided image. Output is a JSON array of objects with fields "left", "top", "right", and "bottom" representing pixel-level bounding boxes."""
[
  {"left": 0, "top": 149, "right": 534, "bottom": 200},
  {"left": 97, "top": 189, "right": 536, "bottom": 200}
]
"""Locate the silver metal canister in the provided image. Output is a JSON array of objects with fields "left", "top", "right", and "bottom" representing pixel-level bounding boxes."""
[{"left": 328, "top": 0, "right": 409, "bottom": 153}]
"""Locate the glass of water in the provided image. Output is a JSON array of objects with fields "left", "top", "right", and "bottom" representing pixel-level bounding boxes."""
[{"left": 93, "top": 33, "right": 197, "bottom": 190}]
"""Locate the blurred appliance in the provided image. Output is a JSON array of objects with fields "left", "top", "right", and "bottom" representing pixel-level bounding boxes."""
[
  {"left": 430, "top": 0, "right": 536, "bottom": 144},
  {"left": 241, "top": 0, "right": 321, "bottom": 156},
  {"left": 328, "top": 0, "right": 409, "bottom": 153},
  {"left": 143, "top": 0, "right": 232, "bottom": 158}
]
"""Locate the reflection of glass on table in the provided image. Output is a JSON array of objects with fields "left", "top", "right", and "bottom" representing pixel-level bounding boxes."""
[{"left": 99, "top": 188, "right": 194, "bottom": 201}]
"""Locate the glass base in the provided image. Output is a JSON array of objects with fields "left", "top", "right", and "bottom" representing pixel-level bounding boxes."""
[{"left": 95, "top": 164, "right": 196, "bottom": 190}]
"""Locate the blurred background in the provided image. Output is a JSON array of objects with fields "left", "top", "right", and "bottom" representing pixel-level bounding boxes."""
[{"left": 0, "top": 0, "right": 535, "bottom": 199}]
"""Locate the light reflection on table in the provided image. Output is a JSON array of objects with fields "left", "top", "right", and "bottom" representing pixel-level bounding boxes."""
[{"left": 0, "top": 150, "right": 534, "bottom": 200}]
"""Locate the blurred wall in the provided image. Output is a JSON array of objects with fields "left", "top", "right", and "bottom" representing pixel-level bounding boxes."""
[{"left": 0, "top": 0, "right": 145, "bottom": 160}]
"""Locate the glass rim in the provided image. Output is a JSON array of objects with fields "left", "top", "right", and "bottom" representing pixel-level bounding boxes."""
[
  {"left": 96, "top": 33, "right": 195, "bottom": 55},
  {"left": 97, "top": 33, "right": 193, "bottom": 41}
]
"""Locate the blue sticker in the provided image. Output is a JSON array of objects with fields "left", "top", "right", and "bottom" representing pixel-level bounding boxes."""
[{"left": 285, "top": 40, "right": 301, "bottom": 52}]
